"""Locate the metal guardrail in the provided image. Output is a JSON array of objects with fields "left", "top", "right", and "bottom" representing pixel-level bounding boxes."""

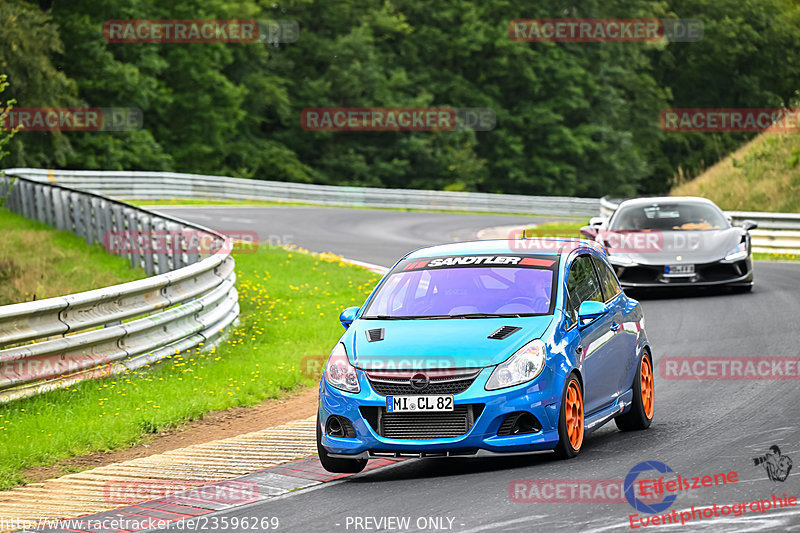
[
  {"left": 0, "top": 174, "right": 239, "bottom": 403},
  {"left": 2, "top": 168, "right": 601, "bottom": 218},
  {"left": 600, "top": 196, "right": 800, "bottom": 254}
]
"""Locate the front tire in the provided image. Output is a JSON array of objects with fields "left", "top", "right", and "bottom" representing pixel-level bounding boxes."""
[
  {"left": 316, "top": 413, "right": 367, "bottom": 474},
  {"left": 553, "top": 374, "right": 584, "bottom": 459},
  {"left": 615, "top": 350, "right": 654, "bottom": 431}
]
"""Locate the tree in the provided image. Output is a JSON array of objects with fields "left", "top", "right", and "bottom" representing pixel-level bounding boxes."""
[{"left": 0, "top": 74, "right": 20, "bottom": 164}]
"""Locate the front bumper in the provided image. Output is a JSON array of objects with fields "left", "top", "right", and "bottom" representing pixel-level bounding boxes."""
[
  {"left": 318, "top": 367, "right": 562, "bottom": 457},
  {"left": 610, "top": 257, "right": 753, "bottom": 289}
]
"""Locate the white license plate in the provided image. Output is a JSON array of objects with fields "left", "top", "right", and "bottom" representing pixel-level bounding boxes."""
[
  {"left": 386, "top": 395, "right": 454, "bottom": 412},
  {"left": 665, "top": 264, "right": 695, "bottom": 275}
]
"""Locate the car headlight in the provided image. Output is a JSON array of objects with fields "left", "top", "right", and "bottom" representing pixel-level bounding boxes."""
[
  {"left": 607, "top": 253, "right": 635, "bottom": 266},
  {"left": 725, "top": 241, "right": 748, "bottom": 261},
  {"left": 324, "top": 342, "right": 360, "bottom": 393},
  {"left": 485, "top": 339, "right": 547, "bottom": 390}
]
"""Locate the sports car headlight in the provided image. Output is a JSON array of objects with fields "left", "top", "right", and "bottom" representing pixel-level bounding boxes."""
[
  {"left": 324, "top": 343, "right": 360, "bottom": 393},
  {"left": 607, "top": 253, "right": 635, "bottom": 266},
  {"left": 725, "top": 241, "right": 748, "bottom": 261},
  {"left": 485, "top": 339, "right": 547, "bottom": 390}
]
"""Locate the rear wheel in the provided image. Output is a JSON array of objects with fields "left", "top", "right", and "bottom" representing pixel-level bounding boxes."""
[
  {"left": 316, "top": 414, "right": 368, "bottom": 473},
  {"left": 615, "top": 351, "right": 654, "bottom": 431},
  {"left": 553, "top": 375, "right": 584, "bottom": 459}
]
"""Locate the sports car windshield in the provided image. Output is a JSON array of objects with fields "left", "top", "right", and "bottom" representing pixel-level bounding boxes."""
[
  {"left": 610, "top": 203, "right": 729, "bottom": 231},
  {"left": 362, "top": 255, "right": 557, "bottom": 319}
]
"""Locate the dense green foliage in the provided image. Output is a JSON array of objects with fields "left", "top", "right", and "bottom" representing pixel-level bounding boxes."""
[{"left": 1, "top": 0, "right": 798, "bottom": 196}]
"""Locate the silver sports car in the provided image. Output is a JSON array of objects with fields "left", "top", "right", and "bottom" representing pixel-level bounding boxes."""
[{"left": 580, "top": 197, "right": 757, "bottom": 291}]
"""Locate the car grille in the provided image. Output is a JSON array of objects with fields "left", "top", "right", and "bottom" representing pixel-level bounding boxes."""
[
  {"left": 360, "top": 404, "right": 484, "bottom": 440},
  {"left": 365, "top": 368, "right": 480, "bottom": 396},
  {"left": 617, "top": 265, "right": 660, "bottom": 284},
  {"left": 698, "top": 262, "right": 743, "bottom": 281}
]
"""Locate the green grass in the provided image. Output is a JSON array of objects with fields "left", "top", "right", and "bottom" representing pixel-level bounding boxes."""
[
  {"left": 0, "top": 209, "right": 146, "bottom": 306},
  {"left": 522, "top": 220, "right": 587, "bottom": 237},
  {"left": 0, "top": 245, "right": 381, "bottom": 490},
  {"left": 671, "top": 131, "right": 800, "bottom": 212},
  {"left": 753, "top": 252, "right": 800, "bottom": 262}
]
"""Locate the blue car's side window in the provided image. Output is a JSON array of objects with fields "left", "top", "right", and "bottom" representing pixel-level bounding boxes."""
[
  {"left": 591, "top": 256, "right": 622, "bottom": 303},
  {"left": 565, "top": 255, "right": 603, "bottom": 327}
]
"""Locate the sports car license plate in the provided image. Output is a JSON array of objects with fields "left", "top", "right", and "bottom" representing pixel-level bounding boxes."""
[
  {"left": 665, "top": 264, "right": 695, "bottom": 275},
  {"left": 386, "top": 395, "right": 454, "bottom": 412}
]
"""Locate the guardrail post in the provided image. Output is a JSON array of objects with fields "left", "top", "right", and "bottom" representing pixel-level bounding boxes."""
[
  {"left": 64, "top": 190, "right": 76, "bottom": 233},
  {"left": 42, "top": 185, "right": 55, "bottom": 227},
  {"left": 165, "top": 221, "right": 184, "bottom": 269},
  {"left": 19, "top": 180, "right": 33, "bottom": 219},
  {"left": 86, "top": 197, "right": 98, "bottom": 245},
  {"left": 126, "top": 208, "right": 142, "bottom": 270},
  {"left": 74, "top": 191, "right": 84, "bottom": 238},
  {"left": 153, "top": 218, "right": 169, "bottom": 274},
  {"left": 110, "top": 203, "right": 126, "bottom": 263},
  {"left": 95, "top": 198, "right": 108, "bottom": 252},
  {"left": 140, "top": 215, "right": 155, "bottom": 275},
  {"left": 52, "top": 188, "right": 67, "bottom": 231},
  {"left": 33, "top": 183, "right": 46, "bottom": 223},
  {"left": 81, "top": 195, "right": 94, "bottom": 245}
]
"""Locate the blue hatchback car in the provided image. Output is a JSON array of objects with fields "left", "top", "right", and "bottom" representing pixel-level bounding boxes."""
[{"left": 317, "top": 238, "right": 655, "bottom": 473}]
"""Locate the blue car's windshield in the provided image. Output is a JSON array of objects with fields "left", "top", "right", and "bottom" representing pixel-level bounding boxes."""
[{"left": 362, "top": 254, "right": 557, "bottom": 319}]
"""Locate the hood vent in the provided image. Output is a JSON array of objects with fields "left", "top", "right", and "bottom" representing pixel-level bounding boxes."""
[
  {"left": 366, "top": 328, "right": 385, "bottom": 342},
  {"left": 488, "top": 325, "right": 521, "bottom": 340}
]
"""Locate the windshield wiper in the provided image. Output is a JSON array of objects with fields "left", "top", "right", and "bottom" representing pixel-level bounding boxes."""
[
  {"left": 362, "top": 313, "right": 536, "bottom": 320},
  {"left": 361, "top": 315, "right": 421, "bottom": 320},
  {"left": 446, "top": 313, "right": 523, "bottom": 319}
]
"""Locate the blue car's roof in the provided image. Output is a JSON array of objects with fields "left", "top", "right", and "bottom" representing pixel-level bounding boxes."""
[{"left": 404, "top": 238, "right": 606, "bottom": 260}]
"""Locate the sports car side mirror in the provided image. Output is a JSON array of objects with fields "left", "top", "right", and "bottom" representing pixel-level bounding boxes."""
[
  {"left": 580, "top": 217, "right": 607, "bottom": 239},
  {"left": 741, "top": 220, "right": 758, "bottom": 232},
  {"left": 339, "top": 306, "right": 360, "bottom": 329},
  {"left": 577, "top": 301, "right": 605, "bottom": 327}
]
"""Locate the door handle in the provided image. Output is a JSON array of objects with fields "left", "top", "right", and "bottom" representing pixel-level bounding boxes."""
[
  {"left": 575, "top": 345, "right": 583, "bottom": 355},
  {"left": 610, "top": 322, "right": 621, "bottom": 332}
]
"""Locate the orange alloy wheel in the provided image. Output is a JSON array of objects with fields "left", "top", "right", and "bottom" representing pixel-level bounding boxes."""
[
  {"left": 640, "top": 356, "right": 655, "bottom": 419},
  {"left": 565, "top": 380, "right": 584, "bottom": 450}
]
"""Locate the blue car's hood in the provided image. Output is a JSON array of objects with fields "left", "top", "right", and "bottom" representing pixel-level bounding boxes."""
[{"left": 346, "top": 315, "right": 555, "bottom": 370}]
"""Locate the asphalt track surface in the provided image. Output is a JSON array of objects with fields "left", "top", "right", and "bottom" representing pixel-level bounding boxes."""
[{"left": 155, "top": 206, "right": 800, "bottom": 533}]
